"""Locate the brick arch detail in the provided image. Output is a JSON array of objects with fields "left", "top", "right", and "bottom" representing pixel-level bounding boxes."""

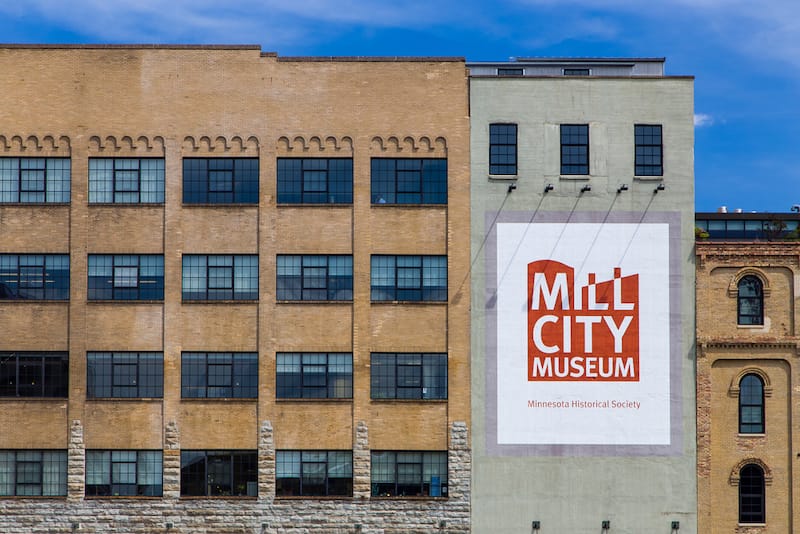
[
  {"left": 729, "top": 367, "right": 773, "bottom": 398},
  {"left": 727, "top": 267, "right": 771, "bottom": 298},
  {"left": 729, "top": 458, "right": 773, "bottom": 486}
]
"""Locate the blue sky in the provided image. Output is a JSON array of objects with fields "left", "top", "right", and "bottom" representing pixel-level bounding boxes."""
[{"left": 1, "top": 0, "right": 797, "bottom": 212}]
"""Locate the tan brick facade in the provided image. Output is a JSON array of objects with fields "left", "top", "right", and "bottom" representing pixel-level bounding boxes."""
[
  {"left": 697, "top": 238, "right": 800, "bottom": 533},
  {"left": 0, "top": 45, "right": 470, "bottom": 532}
]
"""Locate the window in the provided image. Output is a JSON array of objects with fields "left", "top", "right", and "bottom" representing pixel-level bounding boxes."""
[
  {"left": 739, "top": 374, "right": 764, "bottom": 434},
  {"left": 85, "top": 450, "right": 162, "bottom": 497},
  {"left": 276, "top": 451, "right": 352, "bottom": 497},
  {"left": 277, "top": 158, "right": 353, "bottom": 204},
  {"left": 87, "top": 255, "right": 164, "bottom": 301},
  {"left": 371, "top": 451, "right": 447, "bottom": 497},
  {"left": 738, "top": 275, "right": 764, "bottom": 325},
  {"left": 371, "top": 255, "right": 447, "bottom": 302},
  {"left": 371, "top": 353, "right": 447, "bottom": 400},
  {"left": 634, "top": 125, "right": 663, "bottom": 176},
  {"left": 371, "top": 158, "right": 447, "bottom": 204},
  {"left": 489, "top": 124, "right": 518, "bottom": 175},
  {"left": 180, "top": 451, "right": 257, "bottom": 497},
  {"left": 739, "top": 464, "right": 765, "bottom": 523},
  {"left": 181, "top": 255, "right": 258, "bottom": 301},
  {"left": 0, "top": 158, "right": 70, "bottom": 203},
  {"left": 560, "top": 124, "right": 589, "bottom": 175},
  {"left": 276, "top": 353, "right": 352, "bottom": 399},
  {"left": 181, "top": 352, "right": 257, "bottom": 399},
  {"left": 89, "top": 158, "right": 165, "bottom": 204},
  {"left": 0, "top": 450, "right": 67, "bottom": 496},
  {"left": 183, "top": 158, "right": 258, "bottom": 204},
  {"left": 87, "top": 352, "right": 163, "bottom": 398},
  {"left": 497, "top": 68, "right": 523, "bottom": 76},
  {"left": 276, "top": 255, "right": 353, "bottom": 301},
  {"left": 0, "top": 254, "right": 69, "bottom": 300},
  {"left": 0, "top": 352, "right": 68, "bottom": 397},
  {"left": 563, "top": 68, "right": 590, "bottom": 76}
]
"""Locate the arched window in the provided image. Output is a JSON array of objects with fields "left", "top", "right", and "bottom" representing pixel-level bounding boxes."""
[
  {"left": 739, "top": 464, "right": 765, "bottom": 523},
  {"left": 738, "top": 275, "right": 763, "bottom": 325},
  {"left": 739, "top": 374, "right": 764, "bottom": 433}
]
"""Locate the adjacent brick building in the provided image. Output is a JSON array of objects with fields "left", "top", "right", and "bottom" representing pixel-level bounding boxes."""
[
  {"left": 696, "top": 212, "right": 800, "bottom": 534},
  {"left": 0, "top": 45, "right": 471, "bottom": 532}
]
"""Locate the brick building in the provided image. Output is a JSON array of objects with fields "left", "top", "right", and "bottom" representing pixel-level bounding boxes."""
[
  {"left": 0, "top": 45, "right": 470, "bottom": 532},
  {"left": 696, "top": 211, "right": 800, "bottom": 533}
]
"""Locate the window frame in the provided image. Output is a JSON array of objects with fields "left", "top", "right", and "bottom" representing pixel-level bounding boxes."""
[
  {"left": 634, "top": 124, "right": 663, "bottom": 176},
  {"left": 370, "top": 158, "right": 447, "bottom": 205},
  {"left": 739, "top": 373, "right": 765, "bottom": 434},
  {"left": 277, "top": 158, "right": 353, "bottom": 204},
  {"left": 370, "top": 353, "right": 447, "bottom": 400},
  {"left": 86, "top": 352, "right": 164, "bottom": 399},
  {"left": 0, "top": 157, "right": 71, "bottom": 204},
  {"left": 88, "top": 158, "right": 165, "bottom": 204},
  {"left": 489, "top": 123, "right": 518, "bottom": 175},
  {"left": 276, "top": 353, "right": 353, "bottom": 399},
  {"left": 370, "top": 255, "right": 447, "bottom": 302},
  {"left": 0, "top": 254, "right": 70, "bottom": 300},
  {"left": 370, "top": 451, "right": 448, "bottom": 498},
  {"left": 560, "top": 124, "right": 590, "bottom": 175},
  {"left": 85, "top": 450, "right": 162, "bottom": 497},
  {"left": 737, "top": 275, "right": 764, "bottom": 326},
  {"left": 182, "top": 158, "right": 259, "bottom": 204},
  {"left": 276, "top": 255, "right": 353, "bottom": 301},
  {"left": 181, "top": 254, "right": 258, "bottom": 301},
  {"left": 276, "top": 450, "right": 353, "bottom": 497},
  {"left": 179, "top": 450, "right": 258, "bottom": 497},
  {"left": 0, "top": 450, "right": 68, "bottom": 496},
  {"left": 181, "top": 352, "right": 258, "bottom": 399},
  {"left": 0, "top": 352, "right": 69, "bottom": 398},
  {"left": 739, "top": 463, "right": 766, "bottom": 524},
  {"left": 87, "top": 254, "right": 164, "bottom": 301}
]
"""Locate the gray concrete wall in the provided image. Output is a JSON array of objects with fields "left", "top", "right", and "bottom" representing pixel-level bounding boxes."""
[{"left": 469, "top": 75, "right": 696, "bottom": 534}]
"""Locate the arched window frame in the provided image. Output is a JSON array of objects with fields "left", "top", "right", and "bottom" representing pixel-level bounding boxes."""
[
  {"left": 738, "top": 373, "right": 765, "bottom": 433},
  {"left": 729, "top": 270, "right": 769, "bottom": 326},
  {"left": 736, "top": 463, "right": 766, "bottom": 524}
]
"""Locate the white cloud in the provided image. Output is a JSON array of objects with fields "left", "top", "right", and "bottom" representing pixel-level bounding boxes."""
[{"left": 694, "top": 113, "right": 714, "bottom": 127}]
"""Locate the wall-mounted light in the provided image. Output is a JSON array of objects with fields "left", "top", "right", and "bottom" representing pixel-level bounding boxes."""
[
  {"left": 580, "top": 185, "right": 591, "bottom": 193},
  {"left": 617, "top": 184, "right": 628, "bottom": 194},
  {"left": 601, "top": 520, "right": 611, "bottom": 530},
  {"left": 654, "top": 183, "right": 665, "bottom": 194},
  {"left": 544, "top": 183, "right": 554, "bottom": 193},
  {"left": 508, "top": 183, "right": 517, "bottom": 193},
  {"left": 671, "top": 521, "right": 680, "bottom": 530},
  {"left": 531, "top": 520, "right": 541, "bottom": 530}
]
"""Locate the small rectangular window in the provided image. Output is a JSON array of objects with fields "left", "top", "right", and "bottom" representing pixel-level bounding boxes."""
[
  {"left": 0, "top": 450, "right": 67, "bottom": 496},
  {"left": 634, "top": 124, "right": 663, "bottom": 176},
  {"left": 276, "top": 450, "right": 352, "bottom": 496},
  {"left": 0, "top": 352, "right": 68, "bottom": 398},
  {"left": 497, "top": 68, "right": 523, "bottom": 76},
  {"left": 0, "top": 158, "right": 70, "bottom": 203},
  {"left": 181, "top": 255, "right": 258, "bottom": 301},
  {"left": 276, "top": 255, "right": 353, "bottom": 301},
  {"left": 88, "top": 255, "right": 164, "bottom": 301},
  {"left": 85, "top": 450, "right": 162, "bottom": 497},
  {"left": 180, "top": 450, "right": 257, "bottom": 497},
  {"left": 89, "top": 158, "right": 165, "bottom": 204},
  {"left": 489, "top": 124, "right": 517, "bottom": 175},
  {"left": 371, "top": 158, "right": 447, "bottom": 204},
  {"left": 370, "top": 255, "right": 447, "bottom": 302},
  {"left": 0, "top": 254, "right": 69, "bottom": 300},
  {"left": 181, "top": 352, "right": 258, "bottom": 399},
  {"left": 563, "top": 68, "right": 590, "bottom": 76},
  {"left": 560, "top": 124, "right": 589, "bottom": 175},
  {"left": 371, "top": 451, "right": 447, "bottom": 497},
  {"left": 370, "top": 353, "right": 447, "bottom": 400},
  {"left": 182, "top": 158, "right": 258, "bottom": 204},
  {"left": 87, "top": 352, "right": 163, "bottom": 398},
  {"left": 276, "top": 353, "right": 353, "bottom": 399},
  {"left": 277, "top": 158, "right": 353, "bottom": 204}
]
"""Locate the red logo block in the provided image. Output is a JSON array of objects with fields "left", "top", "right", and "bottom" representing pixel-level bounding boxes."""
[{"left": 527, "top": 260, "right": 639, "bottom": 381}]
